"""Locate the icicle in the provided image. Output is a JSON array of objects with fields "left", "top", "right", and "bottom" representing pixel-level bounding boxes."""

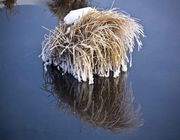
[{"left": 121, "top": 59, "right": 128, "bottom": 72}]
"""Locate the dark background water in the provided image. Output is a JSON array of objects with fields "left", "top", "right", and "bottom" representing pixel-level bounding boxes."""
[{"left": 0, "top": 0, "right": 180, "bottom": 140}]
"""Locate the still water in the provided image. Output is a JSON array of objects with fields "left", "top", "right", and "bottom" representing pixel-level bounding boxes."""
[{"left": 0, "top": 0, "right": 180, "bottom": 140}]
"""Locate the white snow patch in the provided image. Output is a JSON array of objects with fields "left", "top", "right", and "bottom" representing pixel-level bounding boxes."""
[
  {"left": 64, "top": 7, "right": 93, "bottom": 24},
  {"left": 17, "top": 0, "right": 49, "bottom": 5},
  {"left": 0, "top": 0, "right": 50, "bottom": 8}
]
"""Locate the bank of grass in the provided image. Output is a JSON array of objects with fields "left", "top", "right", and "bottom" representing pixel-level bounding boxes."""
[{"left": 1, "top": 0, "right": 17, "bottom": 10}]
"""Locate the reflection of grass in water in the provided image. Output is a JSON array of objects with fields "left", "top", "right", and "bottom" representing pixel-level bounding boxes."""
[
  {"left": 43, "top": 66, "right": 143, "bottom": 132},
  {"left": 48, "top": 0, "right": 88, "bottom": 21}
]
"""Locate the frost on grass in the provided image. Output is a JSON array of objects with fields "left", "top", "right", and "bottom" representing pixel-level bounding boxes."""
[{"left": 41, "top": 8, "right": 144, "bottom": 84}]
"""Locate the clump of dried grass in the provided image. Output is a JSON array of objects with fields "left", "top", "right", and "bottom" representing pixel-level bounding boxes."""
[
  {"left": 41, "top": 8, "right": 144, "bottom": 84},
  {"left": 43, "top": 66, "right": 143, "bottom": 132}
]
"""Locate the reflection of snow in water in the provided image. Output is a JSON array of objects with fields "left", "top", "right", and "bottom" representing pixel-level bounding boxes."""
[{"left": 0, "top": 0, "right": 50, "bottom": 8}]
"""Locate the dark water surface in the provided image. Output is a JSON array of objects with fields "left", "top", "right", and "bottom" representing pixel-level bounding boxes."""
[{"left": 0, "top": 0, "right": 180, "bottom": 140}]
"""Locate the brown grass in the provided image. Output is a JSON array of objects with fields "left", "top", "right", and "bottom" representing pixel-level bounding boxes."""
[
  {"left": 41, "top": 8, "right": 144, "bottom": 84},
  {"left": 43, "top": 66, "right": 143, "bottom": 132}
]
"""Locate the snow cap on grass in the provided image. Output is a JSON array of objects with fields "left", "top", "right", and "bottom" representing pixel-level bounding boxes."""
[
  {"left": 64, "top": 7, "right": 93, "bottom": 24},
  {"left": 41, "top": 8, "right": 144, "bottom": 84}
]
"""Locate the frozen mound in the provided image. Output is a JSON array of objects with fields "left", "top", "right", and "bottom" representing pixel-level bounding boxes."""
[{"left": 41, "top": 7, "right": 144, "bottom": 84}]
